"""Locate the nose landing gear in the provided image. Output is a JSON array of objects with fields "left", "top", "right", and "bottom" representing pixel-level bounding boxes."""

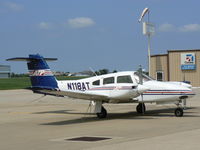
[
  {"left": 174, "top": 107, "right": 184, "bottom": 117},
  {"left": 174, "top": 98, "right": 187, "bottom": 117},
  {"left": 136, "top": 102, "right": 185, "bottom": 117}
]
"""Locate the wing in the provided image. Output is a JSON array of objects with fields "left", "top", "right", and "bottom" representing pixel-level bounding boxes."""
[{"left": 30, "top": 87, "right": 109, "bottom": 102}]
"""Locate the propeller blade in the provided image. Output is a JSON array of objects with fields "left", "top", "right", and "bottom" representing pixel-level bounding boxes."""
[
  {"left": 137, "top": 65, "right": 147, "bottom": 114},
  {"left": 138, "top": 65, "right": 143, "bottom": 85}
]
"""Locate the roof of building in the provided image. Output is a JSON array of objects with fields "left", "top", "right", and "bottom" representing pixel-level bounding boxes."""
[
  {"left": 168, "top": 49, "right": 200, "bottom": 53},
  {"left": 151, "top": 49, "right": 200, "bottom": 57},
  {"left": 151, "top": 54, "right": 168, "bottom": 57}
]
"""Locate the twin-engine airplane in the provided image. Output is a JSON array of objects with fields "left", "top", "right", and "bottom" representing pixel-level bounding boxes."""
[{"left": 7, "top": 54, "right": 195, "bottom": 118}]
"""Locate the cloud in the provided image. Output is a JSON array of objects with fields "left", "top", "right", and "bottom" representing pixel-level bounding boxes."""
[
  {"left": 38, "top": 22, "right": 53, "bottom": 30},
  {"left": 4, "top": 2, "right": 23, "bottom": 11},
  {"left": 67, "top": 17, "right": 95, "bottom": 28},
  {"left": 179, "top": 24, "right": 200, "bottom": 32},
  {"left": 158, "top": 23, "right": 175, "bottom": 32},
  {"left": 37, "top": 17, "right": 95, "bottom": 30},
  {"left": 158, "top": 23, "right": 200, "bottom": 33}
]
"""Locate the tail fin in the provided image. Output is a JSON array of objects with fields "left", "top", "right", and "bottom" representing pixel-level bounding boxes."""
[{"left": 7, "top": 54, "right": 58, "bottom": 89}]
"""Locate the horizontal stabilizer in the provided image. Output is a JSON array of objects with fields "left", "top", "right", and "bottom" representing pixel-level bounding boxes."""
[{"left": 6, "top": 57, "right": 57, "bottom": 61}]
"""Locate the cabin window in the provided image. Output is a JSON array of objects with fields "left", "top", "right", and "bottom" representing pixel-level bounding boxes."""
[
  {"left": 117, "top": 75, "right": 133, "bottom": 83},
  {"left": 103, "top": 77, "right": 114, "bottom": 85},
  {"left": 93, "top": 80, "right": 100, "bottom": 86}
]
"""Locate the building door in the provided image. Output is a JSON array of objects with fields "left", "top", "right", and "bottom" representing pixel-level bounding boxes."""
[{"left": 156, "top": 71, "right": 164, "bottom": 81}]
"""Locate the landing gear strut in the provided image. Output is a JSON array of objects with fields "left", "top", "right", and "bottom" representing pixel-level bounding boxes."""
[
  {"left": 136, "top": 103, "right": 146, "bottom": 114},
  {"left": 96, "top": 106, "right": 107, "bottom": 118}
]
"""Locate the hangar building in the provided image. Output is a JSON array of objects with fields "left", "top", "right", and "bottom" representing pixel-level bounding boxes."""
[
  {"left": 0, "top": 65, "right": 11, "bottom": 78},
  {"left": 150, "top": 49, "right": 200, "bottom": 87}
]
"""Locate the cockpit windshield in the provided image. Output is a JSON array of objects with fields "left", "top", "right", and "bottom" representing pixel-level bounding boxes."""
[{"left": 134, "top": 72, "right": 154, "bottom": 83}]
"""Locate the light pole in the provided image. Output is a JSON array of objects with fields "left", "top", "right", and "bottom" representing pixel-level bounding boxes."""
[{"left": 138, "top": 8, "right": 155, "bottom": 76}]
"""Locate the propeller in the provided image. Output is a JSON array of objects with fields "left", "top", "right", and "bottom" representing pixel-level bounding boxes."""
[
  {"left": 138, "top": 65, "right": 145, "bottom": 114},
  {"left": 138, "top": 65, "right": 143, "bottom": 85},
  {"left": 136, "top": 66, "right": 149, "bottom": 94}
]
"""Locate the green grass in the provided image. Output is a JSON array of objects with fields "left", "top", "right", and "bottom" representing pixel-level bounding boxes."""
[
  {"left": 0, "top": 76, "right": 88, "bottom": 90},
  {"left": 0, "top": 77, "right": 31, "bottom": 90}
]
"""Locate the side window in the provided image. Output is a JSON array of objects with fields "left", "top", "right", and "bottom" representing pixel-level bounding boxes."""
[
  {"left": 103, "top": 77, "right": 114, "bottom": 85},
  {"left": 92, "top": 80, "right": 100, "bottom": 86},
  {"left": 117, "top": 75, "right": 133, "bottom": 83}
]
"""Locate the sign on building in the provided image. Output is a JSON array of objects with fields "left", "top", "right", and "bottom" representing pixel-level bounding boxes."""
[{"left": 181, "top": 53, "right": 196, "bottom": 70}]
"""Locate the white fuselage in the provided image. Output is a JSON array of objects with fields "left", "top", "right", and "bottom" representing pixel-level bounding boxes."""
[
  {"left": 57, "top": 71, "right": 194, "bottom": 104},
  {"left": 138, "top": 80, "right": 194, "bottom": 103}
]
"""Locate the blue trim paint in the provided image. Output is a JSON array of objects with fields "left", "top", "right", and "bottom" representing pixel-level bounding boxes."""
[
  {"left": 28, "top": 54, "right": 50, "bottom": 70},
  {"left": 30, "top": 76, "right": 58, "bottom": 89},
  {"left": 143, "top": 94, "right": 195, "bottom": 96},
  {"left": 27, "top": 54, "right": 58, "bottom": 89},
  {"left": 147, "top": 90, "right": 191, "bottom": 91}
]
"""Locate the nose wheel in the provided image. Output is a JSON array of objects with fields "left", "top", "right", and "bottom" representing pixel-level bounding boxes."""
[
  {"left": 174, "top": 107, "right": 184, "bottom": 117},
  {"left": 96, "top": 106, "right": 107, "bottom": 118}
]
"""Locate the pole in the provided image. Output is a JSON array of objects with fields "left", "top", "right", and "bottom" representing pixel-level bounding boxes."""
[
  {"left": 148, "top": 33, "right": 151, "bottom": 76},
  {"left": 147, "top": 10, "right": 151, "bottom": 76},
  {"left": 139, "top": 8, "right": 154, "bottom": 76}
]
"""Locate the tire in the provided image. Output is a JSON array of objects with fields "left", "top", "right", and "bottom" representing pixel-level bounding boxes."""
[
  {"left": 175, "top": 108, "right": 184, "bottom": 117},
  {"left": 136, "top": 103, "right": 146, "bottom": 114},
  {"left": 97, "top": 106, "right": 107, "bottom": 118}
]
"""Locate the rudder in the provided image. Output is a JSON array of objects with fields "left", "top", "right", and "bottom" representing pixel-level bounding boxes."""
[{"left": 7, "top": 54, "right": 58, "bottom": 89}]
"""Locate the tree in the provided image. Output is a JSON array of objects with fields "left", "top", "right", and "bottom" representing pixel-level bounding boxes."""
[{"left": 95, "top": 69, "right": 109, "bottom": 75}]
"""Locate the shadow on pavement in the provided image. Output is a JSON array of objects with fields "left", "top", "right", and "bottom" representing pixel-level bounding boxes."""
[{"left": 39, "top": 107, "right": 199, "bottom": 126}]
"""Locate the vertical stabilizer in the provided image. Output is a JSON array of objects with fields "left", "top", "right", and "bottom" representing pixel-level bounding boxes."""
[{"left": 7, "top": 54, "right": 58, "bottom": 89}]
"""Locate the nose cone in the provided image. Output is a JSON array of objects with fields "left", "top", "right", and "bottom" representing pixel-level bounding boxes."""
[
  {"left": 168, "top": 83, "right": 195, "bottom": 98},
  {"left": 137, "top": 84, "right": 150, "bottom": 94},
  {"left": 182, "top": 82, "right": 192, "bottom": 88},
  {"left": 186, "top": 88, "right": 195, "bottom": 98}
]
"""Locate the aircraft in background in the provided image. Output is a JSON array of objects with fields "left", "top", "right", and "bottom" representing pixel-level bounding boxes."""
[{"left": 7, "top": 54, "right": 195, "bottom": 118}]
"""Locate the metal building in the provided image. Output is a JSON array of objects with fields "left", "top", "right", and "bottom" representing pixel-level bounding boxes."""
[
  {"left": 150, "top": 49, "right": 200, "bottom": 87},
  {"left": 0, "top": 65, "right": 11, "bottom": 78}
]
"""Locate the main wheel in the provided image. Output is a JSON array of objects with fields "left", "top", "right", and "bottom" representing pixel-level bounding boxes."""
[
  {"left": 175, "top": 108, "right": 184, "bottom": 117},
  {"left": 96, "top": 106, "right": 107, "bottom": 118},
  {"left": 136, "top": 103, "right": 146, "bottom": 114}
]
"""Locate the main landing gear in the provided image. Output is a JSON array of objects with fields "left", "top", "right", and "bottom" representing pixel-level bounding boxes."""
[
  {"left": 136, "top": 103, "right": 146, "bottom": 114},
  {"left": 96, "top": 106, "right": 107, "bottom": 119}
]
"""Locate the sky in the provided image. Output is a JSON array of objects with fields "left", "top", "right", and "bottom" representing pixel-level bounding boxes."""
[{"left": 1, "top": 0, "right": 200, "bottom": 73}]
